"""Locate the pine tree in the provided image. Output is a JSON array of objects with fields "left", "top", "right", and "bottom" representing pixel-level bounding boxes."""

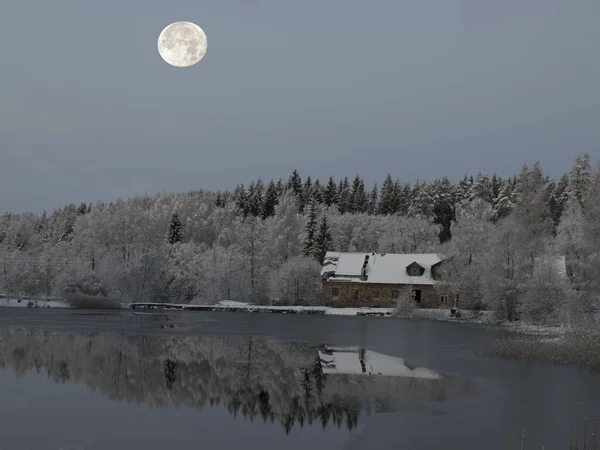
[
  {"left": 349, "top": 176, "right": 368, "bottom": 213},
  {"left": 367, "top": 183, "right": 378, "bottom": 215},
  {"left": 233, "top": 184, "right": 249, "bottom": 216},
  {"left": 36, "top": 211, "right": 48, "bottom": 234},
  {"left": 300, "top": 176, "right": 313, "bottom": 213},
  {"left": 261, "top": 180, "right": 279, "bottom": 219},
  {"left": 59, "top": 204, "right": 77, "bottom": 243},
  {"left": 323, "top": 176, "right": 338, "bottom": 206},
  {"left": 247, "top": 179, "right": 264, "bottom": 217},
  {"left": 399, "top": 183, "right": 411, "bottom": 215},
  {"left": 302, "top": 202, "right": 318, "bottom": 256},
  {"left": 288, "top": 170, "right": 302, "bottom": 196},
  {"left": 455, "top": 175, "right": 471, "bottom": 203},
  {"left": 492, "top": 181, "right": 515, "bottom": 222},
  {"left": 168, "top": 213, "right": 183, "bottom": 245},
  {"left": 77, "top": 202, "right": 88, "bottom": 215},
  {"left": 313, "top": 215, "right": 333, "bottom": 264},
  {"left": 547, "top": 174, "right": 569, "bottom": 234},
  {"left": 275, "top": 178, "right": 285, "bottom": 196},
  {"left": 491, "top": 173, "right": 502, "bottom": 199},
  {"left": 431, "top": 177, "right": 455, "bottom": 243},
  {"left": 215, "top": 191, "right": 225, "bottom": 208},
  {"left": 378, "top": 174, "right": 395, "bottom": 215},
  {"left": 337, "top": 178, "right": 351, "bottom": 214},
  {"left": 311, "top": 179, "right": 324, "bottom": 204}
]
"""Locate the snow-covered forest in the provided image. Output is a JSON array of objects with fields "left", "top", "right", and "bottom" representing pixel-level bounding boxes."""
[{"left": 0, "top": 155, "right": 599, "bottom": 325}]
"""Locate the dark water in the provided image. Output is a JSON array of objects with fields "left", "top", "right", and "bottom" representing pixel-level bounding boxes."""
[{"left": 0, "top": 309, "right": 599, "bottom": 450}]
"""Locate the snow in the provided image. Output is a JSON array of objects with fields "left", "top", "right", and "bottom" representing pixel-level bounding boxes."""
[
  {"left": 133, "top": 300, "right": 394, "bottom": 316},
  {"left": 324, "top": 307, "right": 394, "bottom": 316},
  {"left": 331, "top": 252, "right": 369, "bottom": 277},
  {"left": 0, "top": 298, "right": 68, "bottom": 308},
  {"left": 318, "top": 346, "right": 441, "bottom": 379},
  {"left": 321, "top": 251, "right": 444, "bottom": 285}
]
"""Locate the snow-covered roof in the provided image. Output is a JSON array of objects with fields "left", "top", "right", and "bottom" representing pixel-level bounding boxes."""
[{"left": 321, "top": 251, "right": 444, "bottom": 285}]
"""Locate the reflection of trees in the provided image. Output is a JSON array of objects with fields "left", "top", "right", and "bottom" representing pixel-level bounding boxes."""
[{"left": 0, "top": 327, "right": 473, "bottom": 433}]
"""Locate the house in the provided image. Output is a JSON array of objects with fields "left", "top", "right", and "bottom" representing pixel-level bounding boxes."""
[{"left": 320, "top": 252, "right": 452, "bottom": 308}]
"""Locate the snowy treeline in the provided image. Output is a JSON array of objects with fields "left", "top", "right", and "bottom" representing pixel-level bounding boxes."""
[{"left": 0, "top": 156, "right": 599, "bottom": 324}]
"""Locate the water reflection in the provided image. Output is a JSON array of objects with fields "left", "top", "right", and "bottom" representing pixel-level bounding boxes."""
[{"left": 0, "top": 326, "right": 474, "bottom": 433}]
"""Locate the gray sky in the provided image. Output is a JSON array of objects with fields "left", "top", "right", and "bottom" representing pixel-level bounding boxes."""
[{"left": 1, "top": 0, "right": 599, "bottom": 213}]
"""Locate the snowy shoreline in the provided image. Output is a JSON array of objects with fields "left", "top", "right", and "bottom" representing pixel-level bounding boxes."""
[
  {"left": 0, "top": 297, "right": 68, "bottom": 309},
  {"left": 129, "top": 300, "right": 396, "bottom": 317},
  {"left": 0, "top": 297, "right": 567, "bottom": 337}
]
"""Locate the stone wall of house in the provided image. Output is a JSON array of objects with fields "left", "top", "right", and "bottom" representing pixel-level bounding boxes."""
[{"left": 322, "top": 281, "right": 450, "bottom": 309}]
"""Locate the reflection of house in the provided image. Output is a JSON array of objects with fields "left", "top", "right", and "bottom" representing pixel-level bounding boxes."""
[
  {"left": 320, "top": 252, "right": 451, "bottom": 308},
  {"left": 317, "top": 346, "right": 440, "bottom": 379}
]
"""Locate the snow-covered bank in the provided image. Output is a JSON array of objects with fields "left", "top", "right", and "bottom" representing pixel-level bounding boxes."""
[
  {"left": 486, "top": 326, "right": 600, "bottom": 371},
  {"left": 0, "top": 297, "right": 68, "bottom": 308},
  {"left": 129, "top": 300, "right": 395, "bottom": 316}
]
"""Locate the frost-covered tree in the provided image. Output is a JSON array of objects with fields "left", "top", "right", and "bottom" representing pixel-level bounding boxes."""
[
  {"left": 269, "top": 256, "right": 321, "bottom": 305},
  {"left": 568, "top": 154, "right": 592, "bottom": 208},
  {"left": 378, "top": 217, "right": 438, "bottom": 254},
  {"left": 441, "top": 199, "right": 492, "bottom": 309},
  {"left": 454, "top": 175, "right": 471, "bottom": 204},
  {"left": 468, "top": 173, "right": 493, "bottom": 203},
  {"left": 408, "top": 182, "right": 434, "bottom": 219},
  {"left": 520, "top": 253, "right": 573, "bottom": 325},
  {"left": 266, "top": 190, "right": 302, "bottom": 264},
  {"left": 511, "top": 163, "right": 554, "bottom": 267},
  {"left": 482, "top": 216, "right": 523, "bottom": 321},
  {"left": 492, "top": 181, "right": 515, "bottom": 223}
]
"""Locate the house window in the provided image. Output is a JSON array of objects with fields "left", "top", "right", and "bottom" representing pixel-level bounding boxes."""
[
  {"left": 331, "top": 287, "right": 340, "bottom": 298},
  {"left": 440, "top": 293, "right": 448, "bottom": 304},
  {"left": 373, "top": 290, "right": 381, "bottom": 299},
  {"left": 406, "top": 262, "right": 425, "bottom": 277},
  {"left": 391, "top": 290, "right": 400, "bottom": 300},
  {"left": 351, "top": 290, "right": 358, "bottom": 301}
]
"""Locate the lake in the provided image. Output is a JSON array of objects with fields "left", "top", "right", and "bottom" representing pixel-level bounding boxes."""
[{"left": 0, "top": 308, "right": 599, "bottom": 450}]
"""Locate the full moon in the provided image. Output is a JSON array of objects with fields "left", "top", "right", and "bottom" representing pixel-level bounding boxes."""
[{"left": 157, "top": 21, "right": 207, "bottom": 68}]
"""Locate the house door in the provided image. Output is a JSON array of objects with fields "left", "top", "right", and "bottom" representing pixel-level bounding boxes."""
[{"left": 411, "top": 289, "right": 422, "bottom": 304}]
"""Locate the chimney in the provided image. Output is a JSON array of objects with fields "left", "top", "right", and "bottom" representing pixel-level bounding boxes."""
[{"left": 360, "top": 254, "right": 370, "bottom": 281}]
